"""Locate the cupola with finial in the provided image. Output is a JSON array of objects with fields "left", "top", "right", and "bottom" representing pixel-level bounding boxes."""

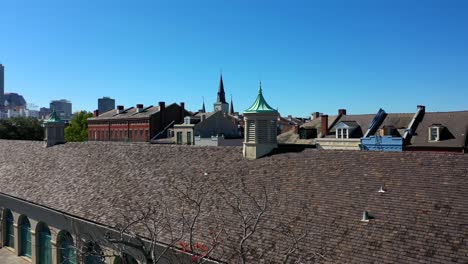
[
  {"left": 243, "top": 82, "right": 278, "bottom": 159},
  {"left": 43, "top": 110, "right": 66, "bottom": 147}
]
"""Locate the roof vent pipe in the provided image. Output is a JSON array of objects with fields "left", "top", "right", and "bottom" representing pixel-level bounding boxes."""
[
  {"left": 378, "top": 186, "right": 386, "bottom": 193},
  {"left": 361, "top": 211, "right": 370, "bottom": 222}
]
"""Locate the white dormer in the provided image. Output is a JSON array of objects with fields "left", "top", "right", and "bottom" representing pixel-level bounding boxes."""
[
  {"left": 428, "top": 125, "right": 444, "bottom": 142},
  {"left": 334, "top": 121, "right": 359, "bottom": 139}
]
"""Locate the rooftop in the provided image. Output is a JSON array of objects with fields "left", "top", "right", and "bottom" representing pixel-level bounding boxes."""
[{"left": 0, "top": 140, "right": 467, "bottom": 262}]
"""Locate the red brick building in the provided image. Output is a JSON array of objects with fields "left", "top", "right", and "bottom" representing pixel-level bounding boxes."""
[{"left": 87, "top": 102, "right": 189, "bottom": 142}]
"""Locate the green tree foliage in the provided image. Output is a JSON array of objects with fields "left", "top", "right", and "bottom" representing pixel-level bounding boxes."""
[
  {"left": 0, "top": 117, "right": 44, "bottom": 141},
  {"left": 65, "top": 111, "right": 92, "bottom": 142}
]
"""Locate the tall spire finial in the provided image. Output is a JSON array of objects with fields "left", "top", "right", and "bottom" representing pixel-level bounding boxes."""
[{"left": 259, "top": 81, "right": 262, "bottom": 94}]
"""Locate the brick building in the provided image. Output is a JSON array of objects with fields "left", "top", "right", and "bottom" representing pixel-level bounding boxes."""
[{"left": 87, "top": 101, "right": 189, "bottom": 142}]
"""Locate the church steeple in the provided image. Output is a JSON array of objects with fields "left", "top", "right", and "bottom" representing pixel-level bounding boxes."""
[
  {"left": 201, "top": 97, "right": 206, "bottom": 113},
  {"left": 217, "top": 74, "right": 227, "bottom": 104},
  {"left": 229, "top": 95, "right": 234, "bottom": 115},
  {"left": 213, "top": 74, "right": 229, "bottom": 113}
]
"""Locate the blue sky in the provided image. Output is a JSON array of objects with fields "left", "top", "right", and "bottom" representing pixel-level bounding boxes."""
[{"left": 1, "top": 0, "right": 467, "bottom": 117}]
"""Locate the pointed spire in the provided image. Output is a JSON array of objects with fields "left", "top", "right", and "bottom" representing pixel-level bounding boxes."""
[
  {"left": 217, "top": 74, "right": 227, "bottom": 103},
  {"left": 229, "top": 94, "right": 234, "bottom": 115},
  {"left": 201, "top": 97, "right": 206, "bottom": 113}
]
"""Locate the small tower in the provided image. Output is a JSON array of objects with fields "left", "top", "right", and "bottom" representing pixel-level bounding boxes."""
[
  {"left": 43, "top": 110, "right": 66, "bottom": 147},
  {"left": 243, "top": 83, "right": 278, "bottom": 159},
  {"left": 213, "top": 74, "right": 229, "bottom": 113}
]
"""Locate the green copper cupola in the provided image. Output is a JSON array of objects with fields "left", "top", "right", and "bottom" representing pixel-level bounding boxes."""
[
  {"left": 243, "top": 83, "right": 279, "bottom": 159},
  {"left": 44, "top": 110, "right": 66, "bottom": 147},
  {"left": 44, "top": 110, "right": 64, "bottom": 124},
  {"left": 244, "top": 83, "right": 278, "bottom": 114}
]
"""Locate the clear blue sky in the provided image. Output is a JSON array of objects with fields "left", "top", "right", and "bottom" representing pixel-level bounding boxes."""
[{"left": 1, "top": 0, "right": 467, "bottom": 117}]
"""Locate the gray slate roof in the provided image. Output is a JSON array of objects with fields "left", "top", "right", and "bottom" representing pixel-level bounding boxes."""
[
  {"left": 0, "top": 140, "right": 468, "bottom": 263},
  {"left": 409, "top": 111, "right": 468, "bottom": 149}
]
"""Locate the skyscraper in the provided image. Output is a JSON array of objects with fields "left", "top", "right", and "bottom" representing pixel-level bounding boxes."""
[
  {"left": 98, "top": 97, "right": 115, "bottom": 114},
  {"left": 0, "top": 64, "right": 4, "bottom": 110}
]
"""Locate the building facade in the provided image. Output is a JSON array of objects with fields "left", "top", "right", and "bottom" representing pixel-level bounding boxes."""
[
  {"left": 0, "top": 64, "right": 4, "bottom": 111},
  {"left": 50, "top": 99, "right": 72, "bottom": 120},
  {"left": 98, "top": 97, "right": 115, "bottom": 114},
  {"left": 87, "top": 102, "right": 189, "bottom": 143}
]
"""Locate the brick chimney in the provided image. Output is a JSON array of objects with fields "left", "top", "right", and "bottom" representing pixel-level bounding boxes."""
[
  {"left": 338, "top": 109, "right": 347, "bottom": 115},
  {"left": 321, "top": 115, "right": 329, "bottom": 137},
  {"left": 93, "top": 110, "right": 99, "bottom": 117},
  {"left": 158, "top": 101, "right": 165, "bottom": 112},
  {"left": 180, "top": 102, "right": 185, "bottom": 121}
]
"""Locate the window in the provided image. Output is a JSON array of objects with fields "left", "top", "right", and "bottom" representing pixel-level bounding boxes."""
[
  {"left": 337, "top": 129, "right": 342, "bottom": 139},
  {"left": 37, "top": 222, "right": 52, "bottom": 264},
  {"left": 336, "top": 128, "right": 348, "bottom": 139},
  {"left": 129, "top": 130, "right": 133, "bottom": 140},
  {"left": 187, "top": 131, "right": 192, "bottom": 145},
  {"left": 58, "top": 231, "right": 76, "bottom": 264},
  {"left": 145, "top": 129, "right": 149, "bottom": 141},
  {"left": 3, "top": 209, "right": 14, "bottom": 248},
  {"left": 176, "top": 132, "right": 183, "bottom": 144},
  {"left": 429, "top": 127, "right": 440, "bottom": 141},
  {"left": 19, "top": 216, "right": 32, "bottom": 258}
]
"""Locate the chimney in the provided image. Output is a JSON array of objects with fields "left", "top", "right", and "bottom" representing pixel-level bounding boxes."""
[
  {"left": 180, "top": 102, "right": 185, "bottom": 121},
  {"left": 136, "top": 104, "right": 144, "bottom": 113},
  {"left": 312, "top": 112, "right": 320, "bottom": 119},
  {"left": 93, "top": 110, "right": 99, "bottom": 117},
  {"left": 321, "top": 115, "right": 329, "bottom": 137},
  {"left": 338, "top": 109, "right": 347, "bottom": 115},
  {"left": 158, "top": 101, "right": 165, "bottom": 112},
  {"left": 116, "top": 105, "right": 124, "bottom": 114}
]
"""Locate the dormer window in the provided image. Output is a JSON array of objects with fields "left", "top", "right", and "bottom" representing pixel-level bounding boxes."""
[
  {"left": 336, "top": 128, "right": 349, "bottom": 139},
  {"left": 428, "top": 125, "right": 444, "bottom": 142}
]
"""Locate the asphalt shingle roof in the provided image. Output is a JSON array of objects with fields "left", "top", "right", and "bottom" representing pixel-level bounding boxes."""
[{"left": 0, "top": 140, "right": 467, "bottom": 263}]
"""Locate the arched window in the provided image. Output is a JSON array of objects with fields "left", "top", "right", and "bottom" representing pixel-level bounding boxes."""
[
  {"left": 84, "top": 242, "right": 105, "bottom": 264},
  {"left": 57, "top": 231, "right": 76, "bottom": 264},
  {"left": 3, "top": 209, "right": 14, "bottom": 248},
  {"left": 19, "top": 215, "right": 32, "bottom": 258},
  {"left": 37, "top": 222, "right": 52, "bottom": 264},
  {"left": 114, "top": 254, "right": 138, "bottom": 264}
]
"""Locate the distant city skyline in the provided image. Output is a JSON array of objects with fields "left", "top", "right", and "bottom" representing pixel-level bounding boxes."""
[{"left": 1, "top": 1, "right": 467, "bottom": 117}]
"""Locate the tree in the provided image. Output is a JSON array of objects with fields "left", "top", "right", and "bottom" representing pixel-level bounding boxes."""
[
  {"left": 65, "top": 111, "right": 92, "bottom": 142},
  {"left": 73, "top": 174, "right": 323, "bottom": 264},
  {"left": 0, "top": 117, "right": 44, "bottom": 140}
]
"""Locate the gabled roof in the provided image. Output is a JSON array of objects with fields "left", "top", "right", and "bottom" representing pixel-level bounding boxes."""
[{"left": 0, "top": 140, "right": 467, "bottom": 263}]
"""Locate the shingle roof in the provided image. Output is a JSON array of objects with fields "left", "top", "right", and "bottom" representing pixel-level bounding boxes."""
[
  {"left": 1, "top": 140, "right": 468, "bottom": 263},
  {"left": 88, "top": 105, "right": 162, "bottom": 121},
  {"left": 408, "top": 111, "right": 468, "bottom": 149}
]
